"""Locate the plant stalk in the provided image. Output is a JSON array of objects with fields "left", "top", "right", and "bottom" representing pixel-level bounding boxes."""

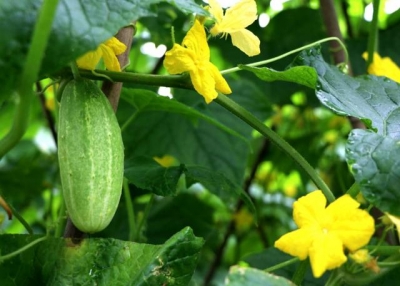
[{"left": 0, "top": 0, "right": 59, "bottom": 158}]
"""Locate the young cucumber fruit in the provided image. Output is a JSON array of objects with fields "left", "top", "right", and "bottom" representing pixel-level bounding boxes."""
[{"left": 58, "top": 79, "right": 124, "bottom": 233}]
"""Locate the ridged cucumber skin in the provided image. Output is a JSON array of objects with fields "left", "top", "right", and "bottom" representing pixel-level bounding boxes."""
[{"left": 58, "top": 79, "right": 124, "bottom": 233}]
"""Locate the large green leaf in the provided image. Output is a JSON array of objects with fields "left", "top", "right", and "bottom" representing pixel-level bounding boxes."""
[
  {"left": 120, "top": 89, "right": 246, "bottom": 141},
  {"left": 146, "top": 192, "right": 216, "bottom": 244},
  {"left": 124, "top": 156, "right": 185, "bottom": 196},
  {"left": 0, "top": 0, "right": 207, "bottom": 102},
  {"left": 121, "top": 79, "right": 271, "bottom": 185},
  {"left": 164, "top": 0, "right": 208, "bottom": 15},
  {"left": 225, "top": 266, "right": 295, "bottom": 286},
  {"left": 346, "top": 129, "right": 400, "bottom": 215},
  {"left": 293, "top": 47, "right": 400, "bottom": 140},
  {"left": 0, "top": 227, "right": 203, "bottom": 285},
  {"left": 124, "top": 156, "right": 255, "bottom": 212}
]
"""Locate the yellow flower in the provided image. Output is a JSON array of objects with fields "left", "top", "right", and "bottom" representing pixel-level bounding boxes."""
[
  {"left": 76, "top": 37, "right": 126, "bottom": 71},
  {"left": 274, "top": 190, "right": 375, "bottom": 278},
  {"left": 208, "top": 0, "right": 260, "bottom": 57},
  {"left": 163, "top": 20, "right": 232, "bottom": 103},
  {"left": 362, "top": 52, "right": 400, "bottom": 83},
  {"left": 153, "top": 155, "right": 177, "bottom": 168}
]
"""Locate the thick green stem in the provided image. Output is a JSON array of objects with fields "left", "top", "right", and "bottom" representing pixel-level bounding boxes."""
[
  {"left": 0, "top": 0, "right": 59, "bottom": 158},
  {"left": 215, "top": 94, "right": 335, "bottom": 202},
  {"left": 75, "top": 69, "right": 192, "bottom": 90},
  {"left": 366, "top": 0, "right": 381, "bottom": 66}
]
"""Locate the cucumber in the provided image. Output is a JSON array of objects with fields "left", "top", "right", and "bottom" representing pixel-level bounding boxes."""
[{"left": 58, "top": 79, "right": 124, "bottom": 233}]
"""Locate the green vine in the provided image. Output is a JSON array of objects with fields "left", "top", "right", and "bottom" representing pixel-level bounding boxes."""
[{"left": 0, "top": 0, "right": 60, "bottom": 158}]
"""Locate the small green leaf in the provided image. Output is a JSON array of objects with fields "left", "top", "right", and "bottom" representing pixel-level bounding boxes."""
[
  {"left": 293, "top": 47, "right": 400, "bottom": 140},
  {"left": 239, "top": 65, "right": 317, "bottom": 89},
  {"left": 225, "top": 266, "right": 295, "bottom": 286},
  {"left": 346, "top": 129, "right": 400, "bottom": 215}
]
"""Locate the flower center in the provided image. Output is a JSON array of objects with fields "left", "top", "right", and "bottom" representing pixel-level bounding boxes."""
[{"left": 322, "top": 228, "right": 329, "bottom": 234}]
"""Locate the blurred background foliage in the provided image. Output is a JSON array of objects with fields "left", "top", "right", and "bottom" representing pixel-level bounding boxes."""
[{"left": 1, "top": 0, "right": 400, "bottom": 284}]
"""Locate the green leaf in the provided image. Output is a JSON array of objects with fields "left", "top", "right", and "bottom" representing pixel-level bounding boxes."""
[
  {"left": 346, "top": 129, "right": 400, "bottom": 215},
  {"left": 121, "top": 80, "right": 270, "bottom": 185},
  {"left": 225, "top": 266, "right": 295, "bottom": 286},
  {"left": 239, "top": 65, "right": 317, "bottom": 89},
  {"left": 184, "top": 165, "right": 254, "bottom": 212},
  {"left": 0, "top": 227, "right": 203, "bottom": 285},
  {"left": 146, "top": 193, "right": 216, "bottom": 244},
  {"left": 120, "top": 89, "right": 247, "bottom": 141},
  {"left": 293, "top": 47, "right": 400, "bottom": 140},
  {"left": 163, "top": 0, "right": 208, "bottom": 16},
  {"left": 124, "top": 156, "right": 255, "bottom": 213},
  {"left": 124, "top": 156, "right": 185, "bottom": 196}
]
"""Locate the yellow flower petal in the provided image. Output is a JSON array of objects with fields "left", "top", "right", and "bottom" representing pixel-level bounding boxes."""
[
  {"left": 274, "top": 227, "right": 317, "bottom": 260},
  {"left": 153, "top": 155, "right": 177, "bottom": 167},
  {"left": 207, "top": 62, "right": 232, "bottom": 94},
  {"left": 385, "top": 213, "right": 400, "bottom": 241},
  {"left": 76, "top": 48, "right": 102, "bottom": 70},
  {"left": 208, "top": 0, "right": 223, "bottom": 24},
  {"left": 230, "top": 29, "right": 260, "bottom": 57},
  {"left": 293, "top": 190, "right": 327, "bottom": 228},
  {"left": 101, "top": 44, "right": 121, "bottom": 71},
  {"left": 105, "top": 37, "right": 127, "bottom": 55},
  {"left": 164, "top": 44, "right": 196, "bottom": 74},
  {"left": 363, "top": 52, "right": 400, "bottom": 83},
  {"left": 163, "top": 20, "right": 231, "bottom": 103},
  {"left": 208, "top": 0, "right": 260, "bottom": 56},
  {"left": 327, "top": 195, "right": 375, "bottom": 251},
  {"left": 183, "top": 19, "right": 210, "bottom": 62},
  {"left": 217, "top": 0, "right": 258, "bottom": 32},
  {"left": 190, "top": 67, "right": 219, "bottom": 103},
  {"left": 309, "top": 232, "right": 347, "bottom": 278},
  {"left": 76, "top": 37, "right": 126, "bottom": 71}
]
